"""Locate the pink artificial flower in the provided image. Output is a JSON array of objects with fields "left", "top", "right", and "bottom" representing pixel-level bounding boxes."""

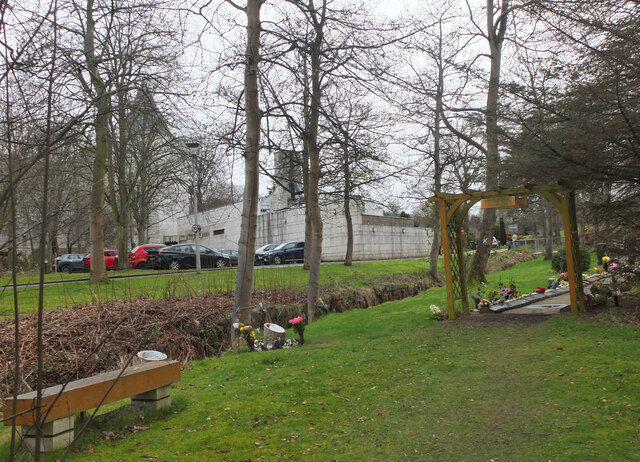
[{"left": 289, "top": 316, "right": 304, "bottom": 325}]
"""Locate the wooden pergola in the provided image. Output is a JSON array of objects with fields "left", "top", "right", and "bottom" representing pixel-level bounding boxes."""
[{"left": 428, "top": 184, "right": 585, "bottom": 319}]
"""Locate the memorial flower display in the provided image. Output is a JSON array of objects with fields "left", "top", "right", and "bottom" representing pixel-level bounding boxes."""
[
  {"left": 237, "top": 323, "right": 257, "bottom": 351},
  {"left": 429, "top": 304, "right": 446, "bottom": 320},
  {"left": 288, "top": 315, "right": 306, "bottom": 345}
]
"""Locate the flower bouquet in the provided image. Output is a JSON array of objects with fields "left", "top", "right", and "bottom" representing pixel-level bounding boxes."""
[
  {"left": 288, "top": 315, "right": 306, "bottom": 345},
  {"left": 429, "top": 304, "right": 446, "bottom": 321},
  {"left": 237, "top": 323, "right": 257, "bottom": 351},
  {"left": 535, "top": 287, "right": 546, "bottom": 294}
]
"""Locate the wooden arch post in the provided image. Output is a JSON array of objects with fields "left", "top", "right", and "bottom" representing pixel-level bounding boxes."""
[{"left": 429, "top": 184, "right": 585, "bottom": 319}]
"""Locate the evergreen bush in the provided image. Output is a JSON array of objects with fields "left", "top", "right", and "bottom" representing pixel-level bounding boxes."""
[{"left": 551, "top": 247, "right": 591, "bottom": 273}]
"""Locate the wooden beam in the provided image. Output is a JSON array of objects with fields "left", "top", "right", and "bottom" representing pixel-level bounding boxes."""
[
  {"left": 438, "top": 198, "right": 456, "bottom": 320},
  {"left": 3, "top": 361, "right": 181, "bottom": 426},
  {"left": 428, "top": 183, "right": 576, "bottom": 202}
]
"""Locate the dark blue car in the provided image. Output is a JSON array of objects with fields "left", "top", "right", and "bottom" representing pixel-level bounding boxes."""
[
  {"left": 261, "top": 241, "right": 305, "bottom": 265},
  {"left": 55, "top": 253, "right": 86, "bottom": 273}
]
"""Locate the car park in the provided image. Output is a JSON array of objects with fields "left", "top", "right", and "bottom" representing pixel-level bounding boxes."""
[
  {"left": 254, "top": 243, "right": 278, "bottom": 265},
  {"left": 128, "top": 244, "right": 165, "bottom": 269},
  {"left": 83, "top": 250, "right": 118, "bottom": 270},
  {"left": 216, "top": 249, "right": 239, "bottom": 266},
  {"left": 147, "top": 243, "right": 231, "bottom": 270},
  {"left": 260, "top": 241, "right": 304, "bottom": 265},
  {"left": 55, "top": 253, "right": 86, "bottom": 273}
]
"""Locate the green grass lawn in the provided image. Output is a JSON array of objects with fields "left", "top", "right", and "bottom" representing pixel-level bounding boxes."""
[
  {"left": 0, "top": 267, "right": 161, "bottom": 286},
  {"left": 0, "top": 259, "right": 434, "bottom": 318},
  {"left": 2, "top": 256, "right": 638, "bottom": 460}
]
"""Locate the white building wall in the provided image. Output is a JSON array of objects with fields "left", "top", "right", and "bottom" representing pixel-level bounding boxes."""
[{"left": 177, "top": 200, "right": 432, "bottom": 261}]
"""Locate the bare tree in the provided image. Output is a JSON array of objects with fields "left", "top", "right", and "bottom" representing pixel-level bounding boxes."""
[
  {"left": 321, "top": 90, "right": 392, "bottom": 266},
  {"left": 259, "top": 0, "right": 401, "bottom": 319},
  {"left": 81, "top": 0, "right": 110, "bottom": 281},
  {"left": 228, "top": 0, "right": 264, "bottom": 325},
  {"left": 461, "top": 0, "right": 510, "bottom": 282}
]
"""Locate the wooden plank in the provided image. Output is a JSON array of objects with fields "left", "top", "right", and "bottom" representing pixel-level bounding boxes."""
[
  {"left": 428, "top": 184, "right": 574, "bottom": 202},
  {"left": 3, "top": 361, "right": 181, "bottom": 426}
]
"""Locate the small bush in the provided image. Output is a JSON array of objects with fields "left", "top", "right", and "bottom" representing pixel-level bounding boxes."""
[
  {"left": 590, "top": 281, "right": 613, "bottom": 298},
  {"left": 588, "top": 294, "right": 609, "bottom": 307},
  {"left": 551, "top": 248, "right": 591, "bottom": 273}
]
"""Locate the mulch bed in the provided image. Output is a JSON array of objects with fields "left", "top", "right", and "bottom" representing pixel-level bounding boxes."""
[
  {"left": 579, "top": 293, "right": 640, "bottom": 325},
  {"left": 0, "top": 289, "right": 305, "bottom": 396}
]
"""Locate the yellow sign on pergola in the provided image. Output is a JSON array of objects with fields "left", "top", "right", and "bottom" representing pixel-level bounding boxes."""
[{"left": 428, "top": 184, "right": 585, "bottom": 319}]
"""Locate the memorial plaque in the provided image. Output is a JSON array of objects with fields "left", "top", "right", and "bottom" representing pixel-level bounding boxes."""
[{"left": 481, "top": 196, "right": 528, "bottom": 209}]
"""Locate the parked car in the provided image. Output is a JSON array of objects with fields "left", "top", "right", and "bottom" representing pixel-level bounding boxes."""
[
  {"left": 128, "top": 244, "right": 166, "bottom": 269},
  {"left": 216, "top": 249, "right": 239, "bottom": 266},
  {"left": 254, "top": 243, "right": 278, "bottom": 265},
  {"left": 55, "top": 253, "right": 86, "bottom": 273},
  {"left": 83, "top": 250, "right": 118, "bottom": 270},
  {"left": 261, "top": 241, "right": 305, "bottom": 265},
  {"left": 147, "top": 243, "right": 231, "bottom": 270}
]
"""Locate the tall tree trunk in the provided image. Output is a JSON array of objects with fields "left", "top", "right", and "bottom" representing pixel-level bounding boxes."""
[
  {"left": 110, "top": 94, "right": 131, "bottom": 269},
  {"left": 137, "top": 220, "right": 148, "bottom": 245},
  {"left": 306, "top": 5, "right": 326, "bottom": 322},
  {"left": 302, "top": 145, "right": 311, "bottom": 270},
  {"left": 85, "top": 0, "right": 109, "bottom": 282},
  {"left": 430, "top": 46, "right": 444, "bottom": 280},
  {"left": 342, "top": 146, "right": 353, "bottom": 266},
  {"left": 5, "top": 53, "right": 21, "bottom": 460},
  {"left": 34, "top": 5, "right": 58, "bottom": 457},
  {"left": 301, "top": 56, "right": 312, "bottom": 271},
  {"left": 233, "top": 0, "right": 263, "bottom": 326},
  {"left": 468, "top": 0, "right": 508, "bottom": 283}
]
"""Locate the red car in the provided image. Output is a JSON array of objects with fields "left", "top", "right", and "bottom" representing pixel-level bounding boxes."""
[
  {"left": 83, "top": 250, "right": 118, "bottom": 270},
  {"left": 128, "top": 244, "right": 165, "bottom": 269}
]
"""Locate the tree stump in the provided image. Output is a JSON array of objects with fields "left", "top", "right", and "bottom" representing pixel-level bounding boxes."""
[{"left": 263, "top": 323, "right": 285, "bottom": 346}]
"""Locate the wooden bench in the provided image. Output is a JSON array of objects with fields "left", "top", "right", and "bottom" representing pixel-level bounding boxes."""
[{"left": 2, "top": 360, "right": 181, "bottom": 453}]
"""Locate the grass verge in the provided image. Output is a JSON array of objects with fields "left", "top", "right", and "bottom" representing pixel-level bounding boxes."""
[{"left": 2, "top": 256, "right": 638, "bottom": 460}]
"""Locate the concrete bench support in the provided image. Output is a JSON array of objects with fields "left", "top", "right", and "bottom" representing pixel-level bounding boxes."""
[
  {"left": 131, "top": 384, "right": 172, "bottom": 411},
  {"left": 21, "top": 415, "right": 75, "bottom": 453}
]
